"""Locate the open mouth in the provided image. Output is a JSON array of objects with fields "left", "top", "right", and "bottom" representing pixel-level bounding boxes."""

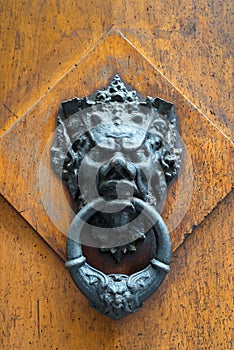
[{"left": 97, "top": 179, "right": 142, "bottom": 200}]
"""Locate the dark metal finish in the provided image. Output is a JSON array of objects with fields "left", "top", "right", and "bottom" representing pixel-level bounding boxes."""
[
  {"left": 50, "top": 75, "right": 183, "bottom": 319},
  {"left": 66, "top": 198, "right": 171, "bottom": 320}
]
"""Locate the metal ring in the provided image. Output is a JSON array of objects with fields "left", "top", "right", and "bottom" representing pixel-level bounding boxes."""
[{"left": 66, "top": 198, "right": 171, "bottom": 319}]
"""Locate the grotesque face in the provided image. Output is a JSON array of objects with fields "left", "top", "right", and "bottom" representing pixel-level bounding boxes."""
[
  {"left": 78, "top": 123, "right": 167, "bottom": 211},
  {"left": 50, "top": 76, "right": 183, "bottom": 258}
]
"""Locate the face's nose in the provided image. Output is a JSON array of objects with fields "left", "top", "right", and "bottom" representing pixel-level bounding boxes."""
[
  {"left": 111, "top": 156, "right": 126, "bottom": 170},
  {"left": 100, "top": 154, "right": 136, "bottom": 181}
]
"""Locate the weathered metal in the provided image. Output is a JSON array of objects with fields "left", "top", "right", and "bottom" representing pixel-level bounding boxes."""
[{"left": 51, "top": 75, "right": 183, "bottom": 319}]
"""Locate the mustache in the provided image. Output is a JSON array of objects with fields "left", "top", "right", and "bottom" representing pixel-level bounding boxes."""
[{"left": 97, "top": 169, "right": 148, "bottom": 201}]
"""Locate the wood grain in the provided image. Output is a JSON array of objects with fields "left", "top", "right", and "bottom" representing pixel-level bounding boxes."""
[
  {"left": 0, "top": 195, "right": 115, "bottom": 349},
  {"left": 112, "top": 190, "right": 234, "bottom": 350},
  {"left": 1, "top": 1, "right": 233, "bottom": 140},
  {"left": 0, "top": 1, "right": 233, "bottom": 348},
  {"left": 112, "top": 0, "right": 234, "bottom": 140},
  {"left": 0, "top": 191, "right": 233, "bottom": 349},
  {"left": 0, "top": 0, "right": 112, "bottom": 135},
  {"left": 0, "top": 30, "right": 233, "bottom": 261}
]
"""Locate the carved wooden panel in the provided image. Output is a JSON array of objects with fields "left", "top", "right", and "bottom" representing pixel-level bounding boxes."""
[
  {"left": 0, "top": 0, "right": 233, "bottom": 348},
  {"left": 0, "top": 30, "right": 233, "bottom": 262},
  {"left": 0, "top": 191, "right": 233, "bottom": 348}
]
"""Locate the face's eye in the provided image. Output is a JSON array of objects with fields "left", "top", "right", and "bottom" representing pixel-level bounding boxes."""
[
  {"left": 88, "top": 148, "right": 113, "bottom": 162},
  {"left": 154, "top": 139, "right": 162, "bottom": 151},
  {"left": 129, "top": 147, "right": 149, "bottom": 163},
  {"left": 150, "top": 137, "right": 162, "bottom": 152}
]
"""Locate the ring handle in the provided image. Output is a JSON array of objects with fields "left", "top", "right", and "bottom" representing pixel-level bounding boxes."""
[{"left": 66, "top": 198, "right": 171, "bottom": 320}]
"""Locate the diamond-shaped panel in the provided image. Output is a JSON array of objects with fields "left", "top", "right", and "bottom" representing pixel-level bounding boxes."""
[{"left": 0, "top": 29, "right": 233, "bottom": 260}]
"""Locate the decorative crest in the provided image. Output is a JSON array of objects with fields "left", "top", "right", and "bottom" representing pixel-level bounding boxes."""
[{"left": 58, "top": 75, "right": 177, "bottom": 126}]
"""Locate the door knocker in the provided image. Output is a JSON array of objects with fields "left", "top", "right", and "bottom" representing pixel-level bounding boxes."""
[{"left": 50, "top": 75, "right": 183, "bottom": 319}]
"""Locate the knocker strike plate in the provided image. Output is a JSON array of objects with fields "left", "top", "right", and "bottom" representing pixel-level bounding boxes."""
[{"left": 50, "top": 75, "right": 183, "bottom": 319}]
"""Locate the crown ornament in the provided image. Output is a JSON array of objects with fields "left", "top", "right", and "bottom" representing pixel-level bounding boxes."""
[{"left": 58, "top": 75, "right": 177, "bottom": 126}]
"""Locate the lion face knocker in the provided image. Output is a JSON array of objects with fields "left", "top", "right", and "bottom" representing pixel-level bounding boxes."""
[{"left": 50, "top": 75, "right": 183, "bottom": 319}]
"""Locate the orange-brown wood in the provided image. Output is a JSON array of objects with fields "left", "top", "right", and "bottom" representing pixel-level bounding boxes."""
[
  {"left": 0, "top": 30, "right": 233, "bottom": 261},
  {"left": 112, "top": 190, "right": 234, "bottom": 350},
  {"left": 113, "top": 0, "right": 234, "bottom": 141},
  {"left": 0, "top": 191, "right": 233, "bottom": 349},
  {"left": 1, "top": 1, "right": 233, "bottom": 140},
  {"left": 0, "top": 0, "right": 112, "bottom": 135},
  {"left": 0, "top": 1, "right": 233, "bottom": 348},
  {"left": 0, "top": 195, "right": 115, "bottom": 349}
]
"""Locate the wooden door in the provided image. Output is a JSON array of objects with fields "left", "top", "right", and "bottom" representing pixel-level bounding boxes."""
[{"left": 0, "top": 1, "right": 233, "bottom": 349}]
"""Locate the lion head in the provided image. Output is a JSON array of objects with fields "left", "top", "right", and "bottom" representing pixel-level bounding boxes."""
[{"left": 50, "top": 75, "right": 183, "bottom": 260}]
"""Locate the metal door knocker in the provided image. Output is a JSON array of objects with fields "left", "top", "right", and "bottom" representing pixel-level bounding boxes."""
[{"left": 50, "top": 75, "right": 183, "bottom": 319}]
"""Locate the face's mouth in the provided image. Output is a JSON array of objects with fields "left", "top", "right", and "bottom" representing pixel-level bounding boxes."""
[
  {"left": 97, "top": 179, "right": 143, "bottom": 201},
  {"left": 76, "top": 164, "right": 150, "bottom": 259}
]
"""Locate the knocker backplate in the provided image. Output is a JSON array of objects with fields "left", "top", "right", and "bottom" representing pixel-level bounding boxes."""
[
  {"left": 49, "top": 74, "right": 183, "bottom": 318},
  {"left": 0, "top": 29, "right": 232, "bottom": 277}
]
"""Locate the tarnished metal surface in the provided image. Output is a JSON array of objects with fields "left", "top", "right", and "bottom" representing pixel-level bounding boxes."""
[{"left": 51, "top": 75, "right": 183, "bottom": 319}]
